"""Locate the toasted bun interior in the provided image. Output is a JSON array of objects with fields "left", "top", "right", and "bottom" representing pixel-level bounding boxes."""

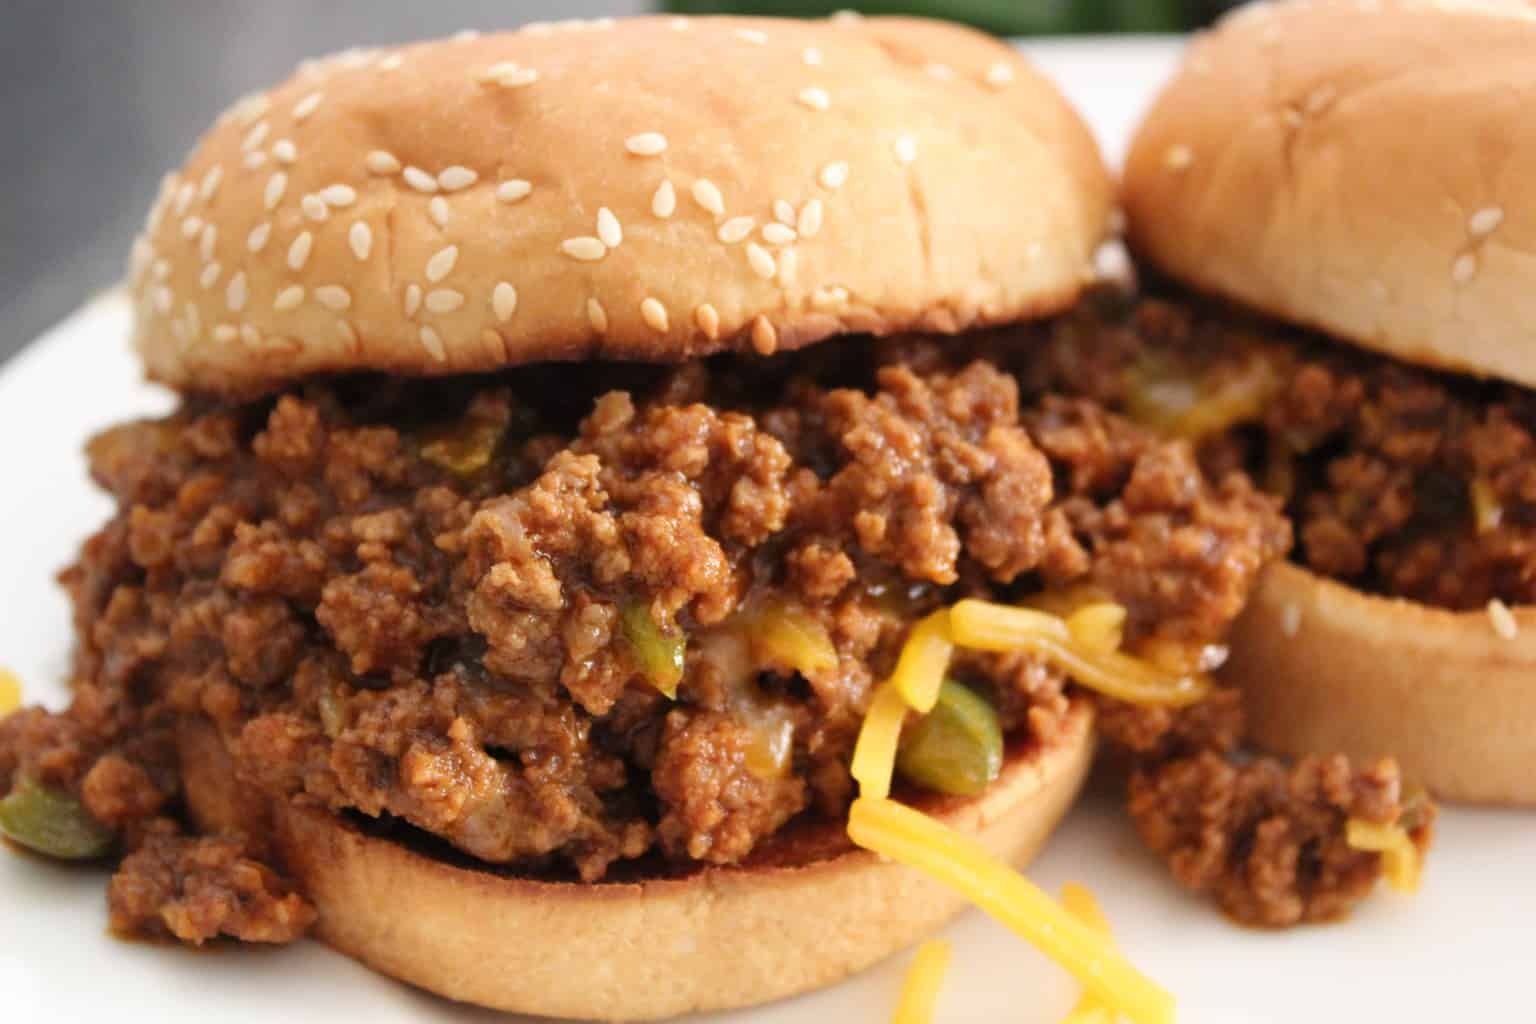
[
  {"left": 179, "top": 705, "right": 1094, "bottom": 1020},
  {"left": 1124, "top": 0, "right": 1536, "bottom": 388},
  {"left": 130, "top": 15, "right": 1111, "bottom": 396},
  {"left": 1223, "top": 562, "right": 1536, "bottom": 805}
]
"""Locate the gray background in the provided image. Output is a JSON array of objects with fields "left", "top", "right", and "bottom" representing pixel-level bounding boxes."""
[{"left": 0, "top": 0, "right": 647, "bottom": 364}]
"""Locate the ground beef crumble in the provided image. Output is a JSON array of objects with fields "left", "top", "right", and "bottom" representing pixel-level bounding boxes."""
[{"left": 0, "top": 321, "right": 1428, "bottom": 940}]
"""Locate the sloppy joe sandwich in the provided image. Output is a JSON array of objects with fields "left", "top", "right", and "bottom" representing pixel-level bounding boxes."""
[
  {"left": 1096, "top": 0, "right": 1536, "bottom": 804},
  {"left": 0, "top": 13, "right": 1431, "bottom": 1022}
]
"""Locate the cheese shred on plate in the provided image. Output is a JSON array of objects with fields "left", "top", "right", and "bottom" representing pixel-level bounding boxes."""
[
  {"left": 0, "top": 668, "right": 20, "bottom": 716},
  {"left": 849, "top": 797, "right": 1174, "bottom": 1024},
  {"left": 892, "top": 939, "right": 952, "bottom": 1024},
  {"left": 1059, "top": 883, "right": 1118, "bottom": 1024},
  {"left": 1346, "top": 819, "right": 1423, "bottom": 893}
]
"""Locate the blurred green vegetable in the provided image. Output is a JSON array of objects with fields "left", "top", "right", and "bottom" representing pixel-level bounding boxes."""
[
  {"left": 0, "top": 778, "right": 114, "bottom": 860},
  {"left": 622, "top": 600, "right": 687, "bottom": 698},
  {"left": 896, "top": 678, "right": 1003, "bottom": 797}
]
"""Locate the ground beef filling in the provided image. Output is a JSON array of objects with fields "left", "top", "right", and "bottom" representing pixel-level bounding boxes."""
[
  {"left": 1029, "top": 293, "right": 1536, "bottom": 609},
  {"left": 0, "top": 329, "right": 1419, "bottom": 940}
]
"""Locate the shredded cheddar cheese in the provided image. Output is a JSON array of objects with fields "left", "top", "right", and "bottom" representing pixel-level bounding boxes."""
[
  {"left": 890, "top": 610, "right": 955, "bottom": 713},
  {"left": 851, "top": 682, "right": 909, "bottom": 800},
  {"left": 1346, "top": 819, "right": 1423, "bottom": 894},
  {"left": 950, "top": 599, "right": 1212, "bottom": 707},
  {"left": 1065, "top": 604, "right": 1127, "bottom": 655},
  {"left": 1060, "top": 883, "right": 1117, "bottom": 1024},
  {"left": 849, "top": 797, "right": 1175, "bottom": 1024},
  {"left": 0, "top": 668, "right": 19, "bottom": 716},
  {"left": 892, "top": 939, "right": 951, "bottom": 1024}
]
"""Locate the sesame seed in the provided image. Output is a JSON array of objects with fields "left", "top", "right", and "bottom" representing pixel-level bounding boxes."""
[
  {"left": 803, "top": 47, "right": 823, "bottom": 66},
  {"left": 273, "top": 139, "right": 297, "bottom": 164},
  {"left": 746, "top": 243, "right": 776, "bottom": 279},
  {"left": 438, "top": 166, "right": 478, "bottom": 192},
  {"left": 777, "top": 247, "right": 798, "bottom": 286},
  {"left": 229, "top": 92, "right": 270, "bottom": 127},
  {"left": 288, "top": 232, "right": 314, "bottom": 270},
  {"left": 173, "top": 182, "right": 196, "bottom": 216},
  {"left": 152, "top": 258, "right": 170, "bottom": 280},
  {"left": 831, "top": 9, "right": 862, "bottom": 23},
  {"left": 798, "top": 87, "right": 830, "bottom": 111},
  {"left": 894, "top": 134, "right": 918, "bottom": 164},
  {"left": 561, "top": 237, "right": 607, "bottom": 261},
  {"left": 652, "top": 180, "right": 677, "bottom": 218},
  {"left": 366, "top": 150, "right": 402, "bottom": 175},
  {"left": 429, "top": 196, "right": 450, "bottom": 228},
  {"left": 1453, "top": 251, "right": 1477, "bottom": 284},
  {"left": 751, "top": 315, "right": 778, "bottom": 355},
  {"left": 293, "top": 91, "right": 324, "bottom": 120},
  {"left": 129, "top": 237, "right": 153, "bottom": 279},
  {"left": 274, "top": 285, "right": 306, "bottom": 312},
  {"left": 925, "top": 62, "right": 954, "bottom": 81},
  {"left": 1280, "top": 603, "right": 1301, "bottom": 638},
  {"left": 452, "top": 29, "right": 481, "bottom": 42},
  {"left": 491, "top": 67, "right": 539, "bottom": 88},
  {"left": 240, "top": 324, "right": 261, "bottom": 347},
  {"left": 497, "top": 179, "right": 533, "bottom": 203},
  {"left": 692, "top": 179, "right": 725, "bottom": 217},
  {"left": 263, "top": 173, "right": 288, "bottom": 211},
  {"left": 426, "top": 288, "right": 465, "bottom": 313},
  {"left": 641, "top": 297, "right": 670, "bottom": 333},
  {"left": 523, "top": 21, "right": 553, "bottom": 35},
  {"left": 379, "top": 53, "right": 404, "bottom": 71},
  {"left": 198, "top": 224, "right": 218, "bottom": 262},
  {"left": 181, "top": 215, "right": 203, "bottom": 240},
  {"left": 587, "top": 297, "right": 609, "bottom": 333},
  {"left": 349, "top": 222, "right": 373, "bottom": 261},
  {"left": 669, "top": 17, "right": 690, "bottom": 30},
  {"left": 493, "top": 281, "right": 518, "bottom": 322},
  {"left": 301, "top": 194, "right": 330, "bottom": 222},
  {"left": 153, "top": 286, "right": 173, "bottom": 315},
  {"left": 477, "top": 61, "right": 522, "bottom": 82},
  {"left": 811, "top": 285, "right": 848, "bottom": 309},
  {"left": 243, "top": 151, "right": 268, "bottom": 170},
  {"left": 694, "top": 303, "right": 720, "bottom": 340},
  {"left": 735, "top": 28, "right": 768, "bottom": 44},
  {"left": 1488, "top": 598, "right": 1519, "bottom": 638},
  {"left": 320, "top": 184, "right": 357, "bottom": 207},
  {"left": 1165, "top": 144, "right": 1193, "bottom": 170},
  {"left": 315, "top": 285, "right": 351, "bottom": 311},
  {"left": 626, "top": 132, "right": 669, "bottom": 157},
  {"left": 226, "top": 272, "right": 248, "bottom": 312},
  {"left": 597, "top": 207, "right": 623, "bottom": 248},
  {"left": 213, "top": 324, "right": 238, "bottom": 344},
  {"left": 404, "top": 284, "right": 422, "bottom": 317},
  {"left": 718, "top": 216, "right": 756, "bottom": 244},
  {"left": 798, "top": 198, "right": 824, "bottom": 238},
  {"left": 247, "top": 222, "right": 272, "bottom": 252},
  {"left": 337, "top": 319, "right": 359, "bottom": 345},
  {"left": 199, "top": 165, "right": 224, "bottom": 201},
  {"left": 985, "top": 62, "right": 1016, "bottom": 88},
  {"left": 773, "top": 200, "right": 796, "bottom": 226},
  {"left": 819, "top": 162, "right": 849, "bottom": 190},
  {"left": 418, "top": 325, "right": 446, "bottom": 361},
  {"left": 403, "top": 166, "right": 440, "bottom": 194},
  {"left": 1469, "top": 206, "right": 1504, "bottom": 237},
  {"left": 761, "top": 222, "right": 797, "bottom": 245},
  {"left": 199, "top": 262, "right": 222, "bottom": 290},
  {"left": 242, "top": 122, "right": 270, "bottom": 152},
  {"left": 426, "top": 245, "right": 459, "bottom": 282}
]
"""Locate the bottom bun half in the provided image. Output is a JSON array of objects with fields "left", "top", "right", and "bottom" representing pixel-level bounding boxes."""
[
  {"left": 1224, "top": 562, "right": 1536, "bottom": 805},
  {"left": 178, "top": 703, "right": 1094, "bottom": 1021}
]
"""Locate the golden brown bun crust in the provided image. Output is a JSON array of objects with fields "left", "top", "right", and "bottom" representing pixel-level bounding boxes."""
[
  {"left": 130, "top": 15, "right": 1111, "bottom": 396},
  {"left": 1223, "top": 562, "right": 1536, "bottom": 805},
  {"left": 1124, "top": 0, "right": 1536, "bottom": 388},
  {"left": 179, "top": 705, "right": 1093, "bottom": 1020}
]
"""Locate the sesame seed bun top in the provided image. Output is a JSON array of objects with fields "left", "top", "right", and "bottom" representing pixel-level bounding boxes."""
[
  {"left": 1124, "top": 0, "right": 1536, "bottom": 389},
  {"left": 128, "top": 14, "right": 1112, "bottom": 396}
]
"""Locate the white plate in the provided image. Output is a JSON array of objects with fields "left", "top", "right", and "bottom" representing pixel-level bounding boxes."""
[{"left": 2, "top": 38, "right": 1531, "bottom": 1024}]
